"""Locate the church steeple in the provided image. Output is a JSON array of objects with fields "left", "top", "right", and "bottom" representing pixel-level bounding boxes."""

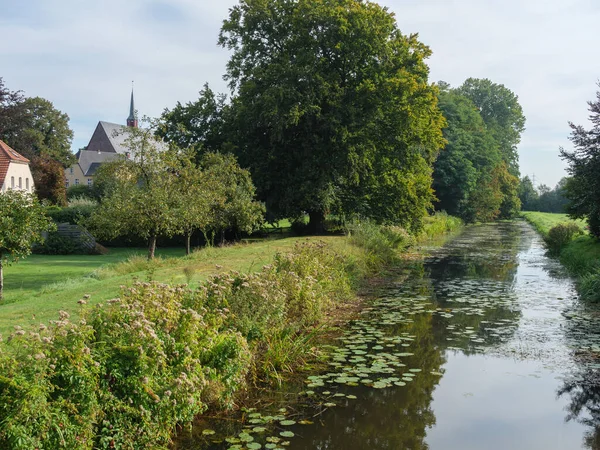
[{"left": 127, "top": 83, "right": 138, "bottom": 128}]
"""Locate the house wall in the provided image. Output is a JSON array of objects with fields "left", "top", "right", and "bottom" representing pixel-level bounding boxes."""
[
  {"left": 64, "top": 164, "right": 91, "bottom": 188},
  {"left": 0, "top": 161, "right": 35, "bottom": 193}
]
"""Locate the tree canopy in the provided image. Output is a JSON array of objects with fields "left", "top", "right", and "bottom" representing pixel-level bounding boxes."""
[
  {"left": 0, "top": 190, "right": 55, "bottom": 299},
  {"left": 158, "top": 84, "right": 227, "bottom": 155},
  {"left": 456, "top": 78, "right": 526, "bottom": 176},
  {"left": 432, "top": 82, "right": 522, "bottom": 222},
  {"left": 0, "top": 78, "right": 74, "bottom": 205},
  {"left": 218, "top": 0, "right": 446, "bottom": 232},
  {"left": 560, "top": 85, "right": 600, "bottom": 237}
]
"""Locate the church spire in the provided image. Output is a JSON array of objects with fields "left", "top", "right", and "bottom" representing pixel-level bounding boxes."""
[{"left": 127, "top": 82, "right": 138, "bottom": 128}]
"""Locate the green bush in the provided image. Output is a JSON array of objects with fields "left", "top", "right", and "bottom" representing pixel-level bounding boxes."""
[
  {"left": 545, "top": 222, "right": 583, "bottom": 255},
  {"left": 47, "top": 204, "right": 97, "bottom": 225},
  {"left": 580, "top": 270, "right": 600, "bottom": 302},
  {"left": 346, "top": 220, "right": 413, "bottom": 267},
  {"left": 0, "top": 313, "right": 100, "bottom": 449},
  {"left": 66, "top": 185, "right": 98, "bottom": 201},
  {"left": 420, "top": 212, "right": 463, "bottom": 240},
  {"left": 34, "top": 230, "right": 95, "bottom": 255}
]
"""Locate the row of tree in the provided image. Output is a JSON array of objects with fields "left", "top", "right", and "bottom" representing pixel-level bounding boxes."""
[
  {"left": 518, "top": 176, "right": 569, "bottom": 213},
  {"left": 158, "top": 0, "right": 526, "bottom": 229},
  {"left": 86, "top": 125, "right": 265, "bottom": 259},
  {"left": 431, "top": 79, "right": 525, "bottom": 222}
]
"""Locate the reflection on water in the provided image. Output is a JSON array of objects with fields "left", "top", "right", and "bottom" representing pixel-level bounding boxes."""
[{"left": 176, "top": 221, "right": 600, "bottom": 450}]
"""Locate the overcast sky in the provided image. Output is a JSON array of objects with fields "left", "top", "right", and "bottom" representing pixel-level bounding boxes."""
[{"left": 2, "top": 0, "right": 599, "bottom": 188}]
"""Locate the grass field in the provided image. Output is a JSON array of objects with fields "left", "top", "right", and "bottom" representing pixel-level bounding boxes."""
[
  {"left": 0, "top": 236, "right": 351, "bottom": 336},
  {"left": 521, "top": 211, "right": 587, "bottom": 234}
]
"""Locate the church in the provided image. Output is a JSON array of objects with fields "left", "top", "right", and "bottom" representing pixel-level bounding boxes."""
[{"left": 65, "top": 90, "right": 139, "bottom": 188}]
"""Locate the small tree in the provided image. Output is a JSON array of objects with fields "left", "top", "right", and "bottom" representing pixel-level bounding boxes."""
[
  {"left": 86, "top": 124, "right": 180, "bottom": 260},
  {"left": 0, "top": 190, "right": 55, "bottom": 299},
  {"left": 171, "top": 150, "right": 215, "bottom": 255},
  {"left": 200, "top": 152, "right": 265, "bottom": 245}
]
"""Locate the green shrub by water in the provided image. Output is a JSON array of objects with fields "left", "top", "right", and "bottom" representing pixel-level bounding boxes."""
[
  {"left": 544, "top": 222, "right": 583, "bottom": 255},
  {"left": 523, "top": 213, "right": 600, "bottom": 302},
  {"left": 0, "top": 220, "right": 459, "bottom": 448}
]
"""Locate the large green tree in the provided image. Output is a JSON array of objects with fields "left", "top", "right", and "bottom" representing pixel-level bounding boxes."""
[
  {"left": 456, "top": 78, "right": 526, "bottom": 176},
  {"left": 157, "top": 84, "right": 228, "bottom": 154},
  {"left": 219, "top": 0, "right": 445, "bottom": 232},
  {"left": 0, "top": 190, "right": 55, "bottom": 300},
  {"left": 560, "top": 85, "right": 600, "bottom": 237},
  {"left": 0, "top": 79, "right": 74, "bottom": 205},
  {"left": 432, "top": 88, "right": 501, "bottom": 221}
]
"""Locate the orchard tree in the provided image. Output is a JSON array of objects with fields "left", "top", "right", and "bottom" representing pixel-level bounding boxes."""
[
  {"left": 0, "top": 190, "right": 55, "bottom": 300},
  {"left": 560, "top": 85, "right": 600, "bottom": 237},
  {"left": 199, "top": 152, "right": 265, "bottom": 245},
  {"left": 86, "top": 124, "right": 180, "bottom": 259},
  {"left": 456, "top": 78, "right": 526, "bottom": 176},
  {"left": 219, "top": 0, "right": 445, "bottom": 232}
]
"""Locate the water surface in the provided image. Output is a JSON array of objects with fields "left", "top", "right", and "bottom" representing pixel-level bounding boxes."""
[{"left": 177, "top": 221, "right": 600, "bottom": 450}]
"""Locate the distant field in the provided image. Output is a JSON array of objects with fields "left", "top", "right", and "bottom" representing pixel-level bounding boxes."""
[
  {"left": 521, "top": 211, "right": 587, "bottom": 235},
  {"left": 0, "top": 236, "right": 349, "bottom": 337}
]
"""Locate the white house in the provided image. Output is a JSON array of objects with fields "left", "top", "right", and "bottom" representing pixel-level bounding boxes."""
[{"left": 0, "top": 140, "right": 35, "bottom": 193}]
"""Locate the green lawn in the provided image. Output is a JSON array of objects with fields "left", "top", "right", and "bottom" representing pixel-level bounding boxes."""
[
  {"left": 0, "top": 236, "right": 349, "bottom": 337},
  {"left": 521, "top": 211, "right": 587, "bottom": 234}
]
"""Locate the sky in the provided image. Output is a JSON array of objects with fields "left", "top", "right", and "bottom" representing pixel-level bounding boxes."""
[{"left": 1, "top": 0, "right": 599, "bottom": 188}]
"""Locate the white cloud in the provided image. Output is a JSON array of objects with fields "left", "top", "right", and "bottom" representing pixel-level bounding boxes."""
[{"left": 1, "top": 0, "right": 598, "bottom": 186}]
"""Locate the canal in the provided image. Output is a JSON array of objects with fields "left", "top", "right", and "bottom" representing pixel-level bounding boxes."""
[{"left": 177, "top": 221, "right": 600, "bottom": 449}]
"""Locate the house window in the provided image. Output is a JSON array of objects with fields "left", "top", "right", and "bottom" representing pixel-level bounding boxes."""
[
  {"left": 18, "top": 177, "right": 22, "bottom": 189},
  {"left": 66, "top": 179, "right": 69, "bottom": 188},
  {"left": 75, "top": 179, "right": 79, "bottom": 185},
  {"left": 87, "top": 178, "right": 93, "bottom": 186},
  {"left": 25, "top": 178, "right": 29, "bottom": 190},
  {"left": 11, "top": 177, "right": 14, "bottom": 188},
  {"left": 70, "top": 167, "right": 73, "bottom": 174}
]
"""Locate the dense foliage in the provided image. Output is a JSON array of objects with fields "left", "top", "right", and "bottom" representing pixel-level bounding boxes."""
[
  {"left": 216, "top": 0, "right": 445, "bottom": 232},
  {"left": 0, "top": 190, "right": 55, "bottom": 299},
  {"left": 455, "top": 78, "right": 526, "bottom": 176},
  {"left": 432, "top": 81, "right": 523, "bottom": 222},
  {"left": 0, "top": 240, "right": 362, "bottom": 448},
  {"left": 0, "top": 78, "right": 74, "bottom": 205},
  {"left": 560, "top": 85, "right": 600, "bottom": 238}
]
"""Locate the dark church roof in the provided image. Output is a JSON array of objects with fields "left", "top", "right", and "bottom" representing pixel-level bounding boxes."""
[{"left": 85, "top": 121, "right": 132, "bottom": 155}]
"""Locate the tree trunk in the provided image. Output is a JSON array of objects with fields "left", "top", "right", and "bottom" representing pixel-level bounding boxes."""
[
  {"left": 148, "top": 234, "right": 157, "bottom": 260},
  {"left": 0, "top": 255, "right": 3, "bottom": 302},
  {"left": 185, "top": 231, "right": 192, "bottom": 256},
  {"left": 308, "top": 210, "right": 326, "bottom": 235}
]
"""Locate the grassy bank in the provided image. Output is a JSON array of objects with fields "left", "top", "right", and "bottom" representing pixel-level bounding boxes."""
[
  {"left": 522, "top": 211, "right": 600, "bottom": 301},
  {"left": 0, "top": 215, "right": 461, "bottom": 449}
]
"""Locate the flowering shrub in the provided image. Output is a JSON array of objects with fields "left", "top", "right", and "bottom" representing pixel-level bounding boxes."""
[
  {"left": 0, "top": 312, "right": 99, "bottom": 449},
  {"left": 0, "top": 238, "right": 380, "bottom": 448}
]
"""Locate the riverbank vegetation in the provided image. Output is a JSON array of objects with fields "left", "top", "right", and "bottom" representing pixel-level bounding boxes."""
[
  {"left": 522, "top": 212, "right": 600, "bottom": 302},
  {"left": 0, "top": 215, "right": 461, "bottom": 449}
]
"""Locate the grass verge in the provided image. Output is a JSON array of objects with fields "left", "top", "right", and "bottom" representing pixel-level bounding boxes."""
[{"left": 522, "top": 211, "right": 600, "bottom": 301}]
